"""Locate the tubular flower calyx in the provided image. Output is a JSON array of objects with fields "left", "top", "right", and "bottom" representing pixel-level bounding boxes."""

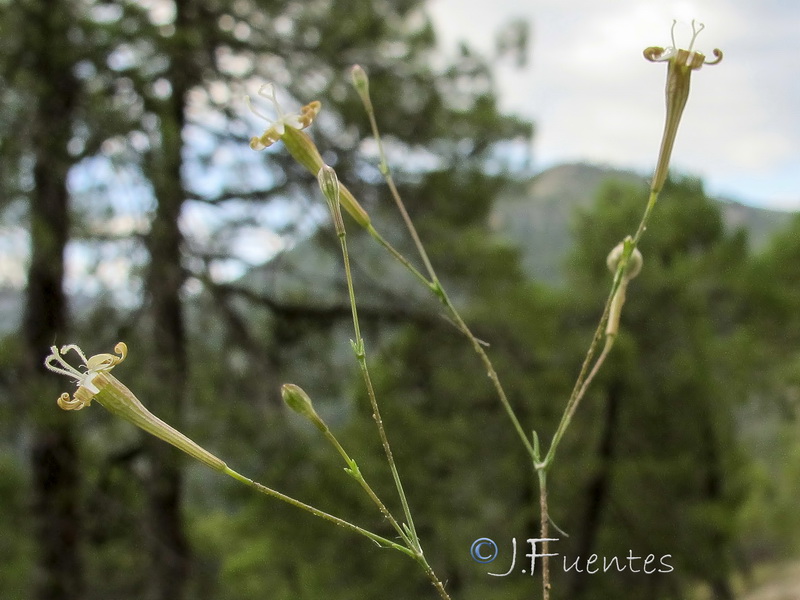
[
  {"left": 644, "top": 20, "right": 722, "bottom": 194},
  {"left": 44, "top": 342, "right": 227, "bottom": 472}
]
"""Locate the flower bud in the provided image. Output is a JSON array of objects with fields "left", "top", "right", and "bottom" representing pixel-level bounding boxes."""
[
  {"left": 350, "top": 65, "right": 372, "bottom": 109},
  {"left": 318, "top": 165, "right": 345, "bottom": 235},
  {"left": 281, "top": 384, "right": 327, "bottom": 432},
  {"left": 318, "top": 164, "right": 340, "bottom": 207}
]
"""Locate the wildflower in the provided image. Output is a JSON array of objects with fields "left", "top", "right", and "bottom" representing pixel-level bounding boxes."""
[
  {"left": 45, "top": 343, "right": 226, "bottom": 472},
  {"left": 45, "top": 342, "right": 128, "bottom": 410},
  {"left": 246, "top": 83, "right": 321, "bottom": 151},
  {"left": 644, "top": 20, "right": 722, "bottom": 193},
  {"left": 246, "top": 83, "right": 372, "bottom": 229}
]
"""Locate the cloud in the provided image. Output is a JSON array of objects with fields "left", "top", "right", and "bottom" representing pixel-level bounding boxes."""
[{"left": 429, "top": 0, "right": 800, "bottom": 209}]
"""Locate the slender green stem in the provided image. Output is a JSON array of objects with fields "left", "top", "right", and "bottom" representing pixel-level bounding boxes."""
[
  {"left": 339, "top": 231, "right": 363, "bottom": 345},
  {"left": 367, "top": 225, "right": 434, "bottom": 291},
  {"left": 338, "top": 225, "right": 420, "bottom": 549},
  {"left": 538, "top": 469, "right": 551, "bottom": 600},
  {"left": 363, "top": 99, "right": 439, "bottom": 283},
  {"left": 359, "top": 98, "right": 536, "bottom": 463},
  {"left": 632, "top": 189, "right": 659, "bottom": 246},
  {"left": 223, "top": 466, "right": 413, "bottom": 557},
  {"left": 439, "top": 285, "right": 538, "bottom": 462},
  {"left": 320, "top": 165, "right": 450, "bottom": 599},
  {"left": 540, "top": 335, "right": 616, "bottom": 470},
  {"left": 368, "top": 210, "right": 534, "bottom": 463},
  {"left": 336, "top": 209, "right": 455, "bottom": 599},
  {"left": 227, "top": 463, "right": 453, "bottom": 599},
  {"left": 541, "top": 188, "right": 659, "bottom": 470},
  {"left": 321, "top": 424, "right": 412, "bottom": 547}
]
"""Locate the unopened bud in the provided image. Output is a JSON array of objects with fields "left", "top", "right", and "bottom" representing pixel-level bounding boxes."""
[
  {"left": 318, "top": 165, "right": 345, "bottom": 235},
  {"left": 317, "top": 164, "right": 340, "bottom": 206},
  {"left": 281, "top": 384, "right": 327, "bottom": 432},
  {"left": 350, "top": 65, "right": 371, "bottom": 108}
]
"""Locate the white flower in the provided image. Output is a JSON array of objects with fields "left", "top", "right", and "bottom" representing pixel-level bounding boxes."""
[
  {"left": 644, "top": 20, "right": 722, "bottom": 70},
  {"left": 45, "top": 342, "right": 127, "bottom": 410},
  {"left": 245, "top": 83, "right": 321, "bottom": 150},
  {"left": 45, "top": 341, "right": 227, "bottom": 471}
]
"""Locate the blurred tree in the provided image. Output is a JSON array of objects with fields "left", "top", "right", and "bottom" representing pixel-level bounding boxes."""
[
  {"left": 2, "top": 1, "right": 84, "bottom": 598},
  {"left": 556, "top": 177, "right": 751, "bottom": 600},
  {"left": 116, "top": 0, "right": 531, "bottom": 594},
  {"left": 737, "top": 214, "right": 800, "bottom": 562},
  {"left": 137, "top": 0, "right": 199, "bottom": 596},
  {"left": 0, "top": 0, "right": 533, "bottom": 599}
]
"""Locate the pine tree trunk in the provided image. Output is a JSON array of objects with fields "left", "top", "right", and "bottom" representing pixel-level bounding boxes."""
[
  {"left": 568, "top": 378, "right": 622, "bottom": 600},
  {"left": 24, "top": 1, "right": 82, "bottom": 598},
  {"left": 142, "top": 1, "right": 200, "bottom": 598}
]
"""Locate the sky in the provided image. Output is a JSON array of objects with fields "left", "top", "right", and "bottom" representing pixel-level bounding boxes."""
[{"left": 428, "top": 0, "right": 800, "bottom": 211}]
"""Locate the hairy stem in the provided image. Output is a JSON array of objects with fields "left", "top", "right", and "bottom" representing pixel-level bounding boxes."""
[
  {"left": 335, "top": 210, "right": 453, "bottom": 597},
  {"left": 359, "top": 97, "right": 536, "bottom": 462},
  {"left": 338, "top": 224, "right": 420, "bottom": 548},
  {"left": 223, "top": 466, "right": 411, "bottom": 556},
  {"left": 539, "top": 469, "right": 551, "bottom": 600},
  {"left": 321, "top": 426, "right": 411, "bottom": 547}
]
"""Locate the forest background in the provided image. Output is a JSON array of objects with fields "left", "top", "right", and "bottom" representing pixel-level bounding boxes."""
[{"left": 2, "top": 1, "right": 800, "bottom": 600}]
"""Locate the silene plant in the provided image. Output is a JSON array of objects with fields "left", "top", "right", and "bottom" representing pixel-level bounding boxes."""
[{"left": 46, "top": 20, "right": 722, "bottom": 600}]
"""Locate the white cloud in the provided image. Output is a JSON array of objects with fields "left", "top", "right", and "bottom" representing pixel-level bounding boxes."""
[{"left": 429, "top": 0, "right": 800, "bottom": 210}]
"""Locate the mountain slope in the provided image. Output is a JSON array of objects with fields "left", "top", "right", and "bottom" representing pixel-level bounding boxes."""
[{"left": 492, "top": 163, "right": 793, "bottom": 283}]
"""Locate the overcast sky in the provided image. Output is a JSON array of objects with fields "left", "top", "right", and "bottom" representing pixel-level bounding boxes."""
[{"left": 429, "top": 0, "right": 800, "bottom": 210}]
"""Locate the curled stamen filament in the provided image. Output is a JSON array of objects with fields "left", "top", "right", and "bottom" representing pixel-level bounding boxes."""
[{"left": 688, "top": 20, "right": 705, "bottom": 53}]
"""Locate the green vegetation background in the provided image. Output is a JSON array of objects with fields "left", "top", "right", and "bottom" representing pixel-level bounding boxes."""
[{"left": 2, "top": 1, "right": 800, "bottom": 599}]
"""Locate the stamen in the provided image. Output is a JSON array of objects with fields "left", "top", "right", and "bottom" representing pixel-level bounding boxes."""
[
  {"left": 670, "top": 20, "right": 677, "bottom": 49},
  {"left": 61, "top": 344, "right": 89, "bottom": 366},
  {"left": 45, "top": 346, "right": 83, "bottom": 379},
  {"left": 688, "top": 20, "right": 705, "bottom": 53},
  {"left": 245, "top": 95, "right": 273, "bottom": 123},
  {"left": 257, "top": 83, "right": 283, "bottom": 117},
  {"left": 44, "top": 359, "right": 80, "bottom": 379}
]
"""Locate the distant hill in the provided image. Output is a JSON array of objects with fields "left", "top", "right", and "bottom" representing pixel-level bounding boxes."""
[{"left": 491, "top": 163, "right": 793, "bottom": 283}]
